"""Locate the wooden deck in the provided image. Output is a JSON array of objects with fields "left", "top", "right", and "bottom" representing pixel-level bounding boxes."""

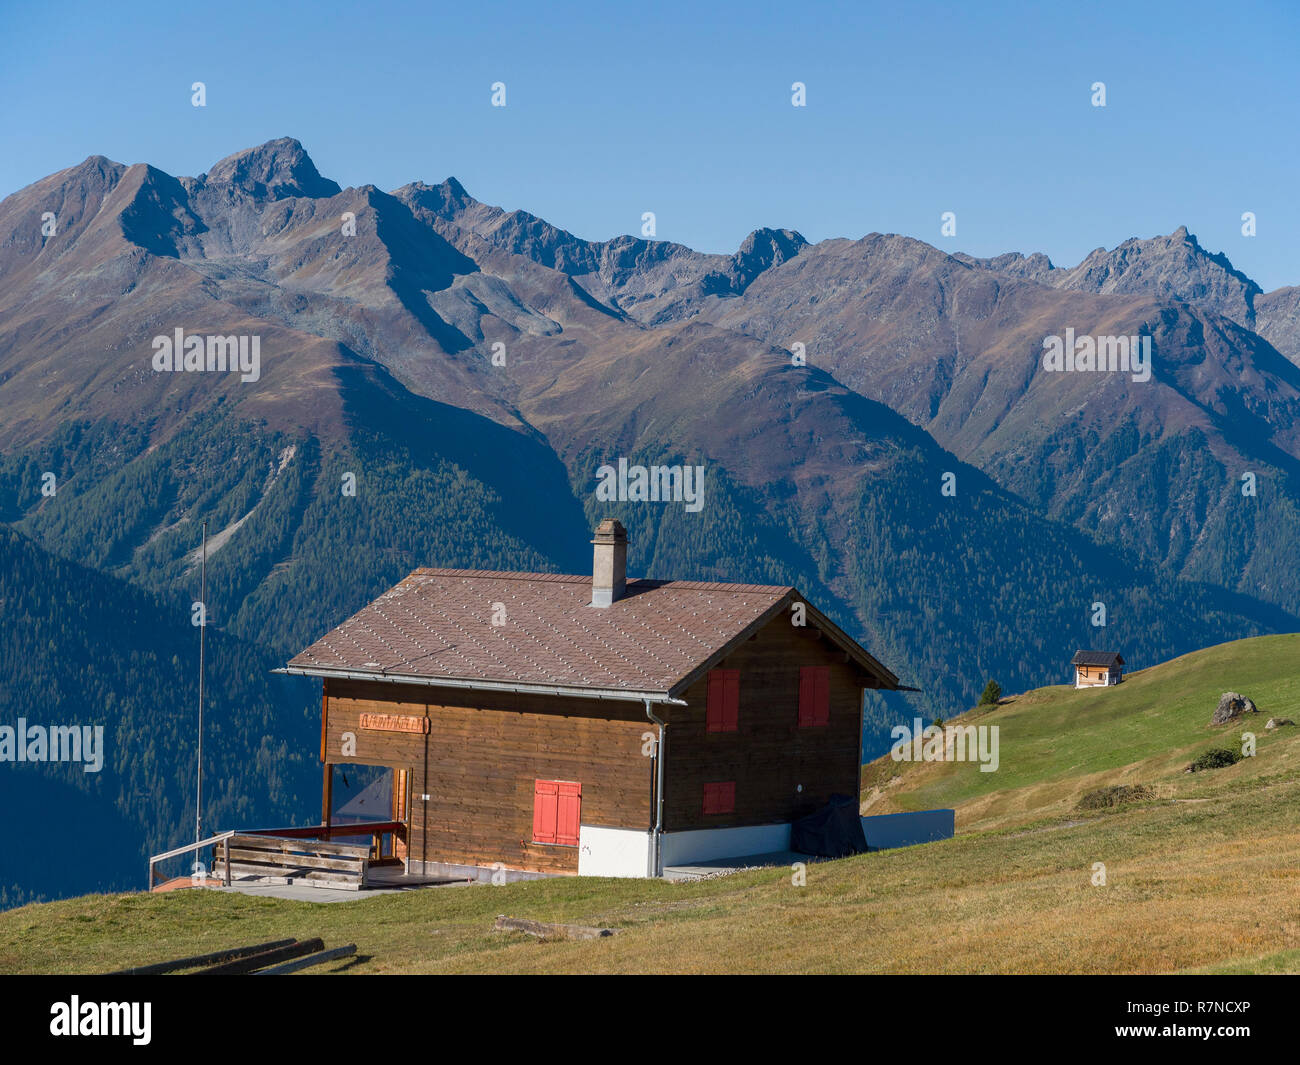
[{"left": 149, "top": 820, "right": 409, "bottom": 894}]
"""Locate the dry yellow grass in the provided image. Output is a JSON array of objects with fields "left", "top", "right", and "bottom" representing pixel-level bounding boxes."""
[{"left": 3, "top": 771, "right": 1296, "bottom": 974}]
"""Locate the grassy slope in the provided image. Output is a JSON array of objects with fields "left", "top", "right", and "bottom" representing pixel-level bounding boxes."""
[
  {"left": 862, "top": 632, "right": 1300, "bottom": 830},
  {"left": 2, "top": 635, "right": 1297, "bottom": 975}
]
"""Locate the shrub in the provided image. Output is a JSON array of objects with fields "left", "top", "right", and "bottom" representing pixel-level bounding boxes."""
[
  {"left": 1186, "top": 748, "right": 1241, "bottom": 773},
  {"left": 978, "top": 680, "right": 1002, "bottom": 706}
]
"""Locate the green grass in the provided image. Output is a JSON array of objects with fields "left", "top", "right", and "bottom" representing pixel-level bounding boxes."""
[
  {"left": 862, "top": 633, "right": 1300, "bottom": 830},
  {"left": 2, "top": 634, "right": 1298, "bottom": 974}
]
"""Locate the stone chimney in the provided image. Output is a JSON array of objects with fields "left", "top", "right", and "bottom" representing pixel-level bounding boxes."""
[{"left": 590, "top": 519, "right": 628, "bottom": 608}]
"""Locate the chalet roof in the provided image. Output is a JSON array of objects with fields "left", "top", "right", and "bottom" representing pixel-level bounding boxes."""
[
  {"left": 1071, "top": 650, "right": 1125, "bottom": 667},
  {"left": 282, "top": 568, "right": 899, "bottom": 702}
]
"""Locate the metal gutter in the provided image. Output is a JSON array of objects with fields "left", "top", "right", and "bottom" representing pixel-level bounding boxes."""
[
  {"left": 272, "top": 665, "right": 687, "bottom": 705},
  {"left": 644, "top": 698, "right": 667, "bottom": 879}
]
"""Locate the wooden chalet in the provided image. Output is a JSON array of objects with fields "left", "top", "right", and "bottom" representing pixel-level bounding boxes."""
[
  {"left": 1072, "top": 649, "right": 1125, "bottom": 689},
  {"left": 275, "top": 520, "right": 905, "bottom": 880}
]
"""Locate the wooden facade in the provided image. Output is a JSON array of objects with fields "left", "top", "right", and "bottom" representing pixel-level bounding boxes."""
[
  {"left": 1074, "top": 664, "right": 1121, "bottom": 687},
  {"left": 1072, "top": 650, "right": 1125, "bottom": 689},
  {"left": 315, "top": 612, "right": 883, "bottom": 877},
  {"left": 323, "top": 680, "right": 653, "bottom": 875},
  {"left": 663, "top": 619, "right": 873, "bottom": 831}
]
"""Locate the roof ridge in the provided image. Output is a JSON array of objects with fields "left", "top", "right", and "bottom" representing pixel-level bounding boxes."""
[
  {"left": 405, "top": 568, "right": 794, "bottom": 594},
  {"left": 410, "top": 569, "right": 589, "bottom": 582}
]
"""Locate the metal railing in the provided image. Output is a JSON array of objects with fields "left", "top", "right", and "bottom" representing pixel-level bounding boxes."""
[{"left": 148, "top": 830, "right": 236, "bottom": 890}]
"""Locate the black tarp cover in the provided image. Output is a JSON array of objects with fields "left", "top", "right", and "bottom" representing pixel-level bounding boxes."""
[{"left": 790, "top": 793, "right": 868, "bottom": 857}]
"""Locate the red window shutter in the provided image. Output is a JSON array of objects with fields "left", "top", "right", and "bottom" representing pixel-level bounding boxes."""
[
  {"left": 723, "top": 670, "right": 739, "bottom": 731},
  {"left": 534, "top": 780, "right": 581, "bottom": 846},
  {"left": 797, "top": 668, "right": 814, "bottom": 727},
  {"left": 706, "top": 671, "right": 723, "bottom": 731},
  {"left": 533, "top": 780, "right": 558, "bottom": 844},
  {"left": 702, "top": 781, "right": 735, "bottom": 815},
  {"left": 556, "top": 782, "right": 582, "bottom": 846},
  {"left": 707, "top": 669, "right": 740, "bottom": 732},
  {"left": 799, "top": 666, "right": 830, "bottom": 727}
]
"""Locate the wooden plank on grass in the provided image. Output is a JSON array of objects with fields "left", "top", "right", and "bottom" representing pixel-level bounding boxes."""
[
  {"left": 192, "top": 938, "right": 324, "bottom": 975},
  {"left": 253, "top": 944, "right": 358, "bottom": 975},
  {"left": 493, "top": 915, "right": 618, "bottom": 941},
  {"left": 108, "top": 940, "right": 297, "bottom": 976}
]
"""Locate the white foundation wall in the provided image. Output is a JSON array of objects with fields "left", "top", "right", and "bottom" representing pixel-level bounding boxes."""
[
  {"left": 659, "top": 823, "right": 792, "bottom": 866},
  {"left": 578, "top": 825, "right": 653, "bottom": 878}
]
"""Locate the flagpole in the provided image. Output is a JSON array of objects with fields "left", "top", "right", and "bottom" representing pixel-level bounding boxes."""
[{"left": 195, "top": 520, "right": 207, "bottom": 850}]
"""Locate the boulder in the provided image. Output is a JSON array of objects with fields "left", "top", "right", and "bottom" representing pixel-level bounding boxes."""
[
  {"left": 1211, "top": 692, "right": 1258, "bottom": 725},
  {"left": 1265, "top": 718, "right": 1295, "bottom": 730}
]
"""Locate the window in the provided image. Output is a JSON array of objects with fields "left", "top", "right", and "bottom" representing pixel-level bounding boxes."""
[
  {"left": 702, "top": 781, "right": 735, "bottom": 815},
  {"left": 533, "top": 780, "right": 581, "bottom": 846},
  {"left": 706, "top": 669, "right": 739, "bottom": 732},
  {"left": 798, "top": 666, "right": 830, "bottom": 727}
]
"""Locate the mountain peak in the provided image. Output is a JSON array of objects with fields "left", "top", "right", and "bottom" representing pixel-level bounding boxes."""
[
  {"left": 56, "top": 154, "right": 127, "bottom": 187},
  {"left": 203, "top": 137, "right": 341, "bottom": 201},
  {"left": 731, "top": 227, "right": 807, "bottom": 290},
  {"left": 1046, "top": 224, "right": 1261, "bottom": 325},
  {"left": 737, "top": 227, "right": 806, "bottom": 257}
]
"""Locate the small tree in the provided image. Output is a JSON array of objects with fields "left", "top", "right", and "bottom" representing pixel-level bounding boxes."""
[
  {"left": 1186, "top": 748, "right": 1240, "bottom": 773},
  {"left": 978, "top": 680, "right": 1002, "bottom": 706}
]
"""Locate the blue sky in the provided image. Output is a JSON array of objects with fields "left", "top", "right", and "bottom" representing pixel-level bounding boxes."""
[{"left": 3, "top": 0, "right": 1297, "bottom": 288}]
